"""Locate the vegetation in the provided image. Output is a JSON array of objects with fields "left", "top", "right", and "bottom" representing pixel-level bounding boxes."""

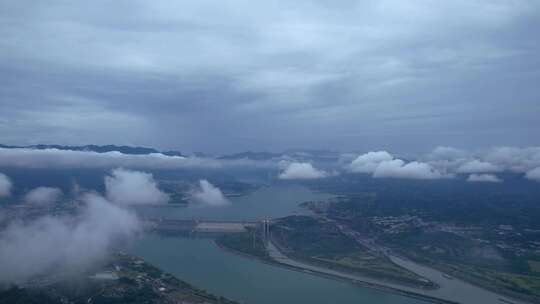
[
  {"left": 0, "top": 286, "right": 59, "bottom": 304},
  {"left": 0, "top": 253, "right": 239, "bottom": 304},
  {"left": 271, "top": 215, "right": 433, "bottom": 288},
  {"left": 383, "top": 231, "right": 540, "bottom": 301},
  {"left": 216, "top": 227, "right": 270, "bottom": 260},
  {"left": 303, "top": 174, "right": 540, "bottom": 302}
]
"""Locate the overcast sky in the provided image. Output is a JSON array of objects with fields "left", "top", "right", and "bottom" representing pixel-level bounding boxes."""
[{"left": 0, "top": 1, "right": 539, "bottom": 153}]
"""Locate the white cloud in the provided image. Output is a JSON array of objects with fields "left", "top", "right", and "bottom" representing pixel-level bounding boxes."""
[
  {"left": 484, "top": 147, "right": 540, "bottom": 172},
  {"left": 0, "top": 190, "right": 140, "bottom": 284},
  {"left": 105, "top": 168, "right": 169, "bottom": 205},
  {"left": 456, "top": 160, "right": 502, "bottom": 173},
  {"left": 373, "top": 159, "right": 447, "bottom": 179},
  {"left": 190, "top": 180, "right": 229, "bottom": 206},
  {"left": 348, "top": 151, "right": 393, "bottom": 173},
  {"left": 467, "top": 174, "right": 502, "bottom": 183},
  {"left": 0, "top": 173, "right": 12, "bottom": 197},
  {"left": 347, "top": 151, "right": 447, "bottom": 179},
  {"left": 526, "top": 167, "right": 540, "bottom": 182},
  {"left": 279, "top": 162, "right": 328, "bottom": 179},
  {"left": 0, "top": 148, "right": 275, "bottom": 170},
  {"left": 24, "top": 187, "right": 63, "bottom": 205}
]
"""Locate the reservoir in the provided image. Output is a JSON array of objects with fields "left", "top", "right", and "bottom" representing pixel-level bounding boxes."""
[{"left": 129, "top": 185, "right": 427, "bottom": 304}]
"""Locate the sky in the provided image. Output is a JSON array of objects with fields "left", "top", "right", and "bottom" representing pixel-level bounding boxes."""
[{"left": 0, "top": 1, "right": 539, "bottom": 153}]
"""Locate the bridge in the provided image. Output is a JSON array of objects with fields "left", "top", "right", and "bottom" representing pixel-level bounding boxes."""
[{"left": 145, "top": 218, "right": 273, "bottom": 235}]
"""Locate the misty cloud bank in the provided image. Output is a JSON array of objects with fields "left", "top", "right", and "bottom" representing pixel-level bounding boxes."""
[
  {"left": 105, "top": 168, "right": 169, "bottom": 205},
  {"left": 0, "top": 169, "right": 169, "bottom": 284},
  {"left": 1, "top": 145, "right": 540, "bottom": 183},
  {"left": 0, "top": 148, "right": 274, "bottom": 170},
  {"left": 278, "top": 162, "right": 328, "bottom": 180},
  {"left": 467, "top": 174, "right": 502, "bottom": 183},
  {"left": 347, "top": 146, "right": 540, "bottom": 182},
  {"left": 348, "top": 151, "right": 447, "bottom": 179},
  {"left": 0, "top": 193, "right": 139, "bottom": 284},
  {"left": 0, "top": 173, "right": 11, "bottom": 197},
  {"left": 457, "top": 160, "right": 502, "bottom": 174},
  {"left": 526, "top": 167, "right": 540, "bottom": 182},
  {"left": 24, "top": 187, "right": 63, "bottom": 205},
  {"left": 373, "top": 160, "right": 447, "bottom": 180},
  {"left": 189, "top": 180, "right": 229, "bottom": 206}
]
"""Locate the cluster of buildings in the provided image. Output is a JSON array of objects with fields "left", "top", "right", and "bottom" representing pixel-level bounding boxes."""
[{"left": 370, "top": 215, "right": 429, "bottom": 234}]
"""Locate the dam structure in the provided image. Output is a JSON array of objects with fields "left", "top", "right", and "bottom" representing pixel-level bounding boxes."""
[{"left": 145, "top": 218, "right": 268, "bottom": 234}]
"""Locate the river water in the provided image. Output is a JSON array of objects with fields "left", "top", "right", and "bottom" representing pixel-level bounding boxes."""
[{"left": 128, "top": 185, "right": 427, "bottom": 304}]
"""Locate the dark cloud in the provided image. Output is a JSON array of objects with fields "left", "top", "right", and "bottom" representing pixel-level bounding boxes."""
[{"left": 0, "top": 1, "right": 539, "bottom": 152}]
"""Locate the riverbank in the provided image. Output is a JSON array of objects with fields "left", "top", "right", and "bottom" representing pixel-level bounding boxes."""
[
  {"left": 391, "top": 253, "right": 540, "bottom": 304},
  {"left": 214, "top": 239, "right": 458, "bottom": 304}
]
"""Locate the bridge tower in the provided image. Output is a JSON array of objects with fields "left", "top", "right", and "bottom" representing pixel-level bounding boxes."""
[{"left": 261, "top": 219, "right": 270, "bottom": 243}]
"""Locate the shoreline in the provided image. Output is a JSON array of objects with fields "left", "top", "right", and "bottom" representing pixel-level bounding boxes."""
[
  {"left": 392, "top": 254, "right": 537, "bottom": 304},
  {"left": 213, "top": 240, "right": 458, "bottom": 304}
]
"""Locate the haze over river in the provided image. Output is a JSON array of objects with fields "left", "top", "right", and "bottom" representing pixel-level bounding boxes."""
[{"left": 129, "top": 185, "right": 428, "bottom": 304}]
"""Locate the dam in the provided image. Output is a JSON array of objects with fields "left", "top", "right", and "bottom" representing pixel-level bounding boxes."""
[{"left": 145, "top": 218, "right": 263, "bottom": 234}]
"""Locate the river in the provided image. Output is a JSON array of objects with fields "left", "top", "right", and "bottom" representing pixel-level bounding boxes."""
[{"left": 128, "top": 185, "right": 428, "bottom": 304}]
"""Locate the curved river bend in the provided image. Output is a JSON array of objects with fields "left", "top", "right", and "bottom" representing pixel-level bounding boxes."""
[{"left": 129, "top": 185, "right": 429, "bottom": 304}]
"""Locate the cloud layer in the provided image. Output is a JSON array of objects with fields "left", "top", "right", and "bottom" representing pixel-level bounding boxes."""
[
  {"left": 347, "top": 146, "right": 540, "bottom": 181},
  {"left": 0, "top": 1, "right": 539, "bottom": 152},
  {"left": 0, "top": 147, "right": 277, "bottom": 170}
]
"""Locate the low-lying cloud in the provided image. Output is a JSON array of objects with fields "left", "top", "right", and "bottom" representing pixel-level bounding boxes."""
[
  {"left": 0, "top": 147, "right": 275, "bottom": 170},
  {"left": 457, "top": 160, "right": 502, "bottom": 174},
  {"left": 0, "top": 170, "right": 148, "bottom": 284},
  {"left": 373, "top": 159, "right": 446, "bottom": 180},
  {"left": 526, "top": 167, "right": 540, "bottom": 182},
  {"left": 348, "top": 151, "right": 447, "bottom": 179},
  {"left": 348, "top": 151, "right": 393, "bottom": 173},
  {"left": 24, "top": 187, "right": 63, "bottom": 205},
  {"left": 279, "top": 162, "right": 328, "bottom": 179},
  {"left": 0, "top": 173, "right": 11, "bottom": 197},
  {"left": 351, "top": 146, "right": 540, "bottom": 181},
  {"left": 482, "top": 147, "right": 540, "bottom": 173},
  {"left": 467, "top": 174, "right": 502, "bottom": 183},
  {"left": 105, "top": 168, "right": 169, "bottom": 205},
  {"left": 190, "top": 180, "right": 229, "bottom": 206}
]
